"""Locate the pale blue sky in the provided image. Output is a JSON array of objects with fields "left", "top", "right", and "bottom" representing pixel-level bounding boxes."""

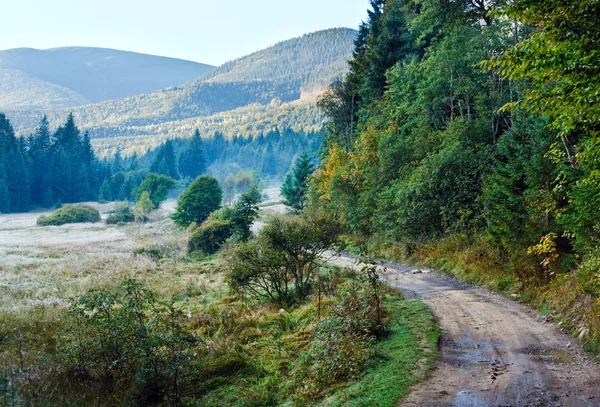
[{"left": 1, "top": 0, "right": 369, "bottom": 66}]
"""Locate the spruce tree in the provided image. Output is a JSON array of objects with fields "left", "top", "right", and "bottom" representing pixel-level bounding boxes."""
[
  {"left": 281, "top": 153, "right": 314, "bottom": 212},
  {"left": 151, "top": 140, "right": 180, "bottom": 180},
  {"left": 179, "top": 129, "right": 208, "bottom": 179}
]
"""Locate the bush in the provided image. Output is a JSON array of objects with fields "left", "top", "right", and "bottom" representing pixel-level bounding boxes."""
[
  {"left": 188, "top": 220, "right": 234, "bottom": 255},
  {"left": 172, "top": 175, "right": 223, "bottom": 227},
  {"left": 134, "top": 191, "right": 154, "bottom": 222},
  {"left": 227, "top": 213, "right": 342, "bottom": 306},
  {"left": 298, "top": 281, "right": 388, "bottom": 388},
  {"left": 37, "top": 205, "right": 101, "bottom": 226},
  {"left": 60, "top": 280, "right": 198, "bottom": 405},
  {"left": 106, "top": 202, "right": 135, "bottom": 224}
]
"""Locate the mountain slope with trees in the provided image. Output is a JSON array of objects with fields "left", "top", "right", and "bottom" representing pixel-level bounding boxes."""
[
  {"left": 5, "top": 29, "right": 356, "bottom": 155},
  {"left": 0, "top": 47, "right": 215, "bottom": 108},
  {"left": 0, "top": 69, "right": 90, "bottom": 110}
]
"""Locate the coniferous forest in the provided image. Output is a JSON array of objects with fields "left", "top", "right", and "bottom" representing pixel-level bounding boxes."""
[
  {"left": 0, "top": 111, "right": 320, "bottom": 212},
  {"left": 0, "top": 113, "right": 107, "bottom": 212}
]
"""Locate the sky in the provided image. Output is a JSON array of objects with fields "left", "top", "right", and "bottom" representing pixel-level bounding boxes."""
[{"left": 1, "top": 0, "right": 369, "bottom": 66}]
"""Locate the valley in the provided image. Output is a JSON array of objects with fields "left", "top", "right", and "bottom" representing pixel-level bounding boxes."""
[{"left": 1, "top": 0, "right": 600, "bottom": 405}]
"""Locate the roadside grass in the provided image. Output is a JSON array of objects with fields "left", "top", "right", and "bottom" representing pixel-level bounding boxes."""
[{"left": 322, "top": 297, "right": 439, "bottom": 407}]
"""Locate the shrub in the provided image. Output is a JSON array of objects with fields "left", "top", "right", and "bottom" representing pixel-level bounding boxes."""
[
  {"left": 300, "top": 282, "right": 386, "bottom": 387},
  {"left": 172, "top": 175, "right": 222, "bottom": 227},
  {"left": 188, "top": 220, "right": 234, "bottom": 255},
  {"left": 60, "top": 280, "right": 198, "bottom": 405},
  {"left": 37, "top": 205, "right": 101, "bottom": 226},
  {"left": 227, "top": 213, "right": 342, "bottom": 306},
  {"left": 106, "top": 202, "right": 135, "bottom": 224}
]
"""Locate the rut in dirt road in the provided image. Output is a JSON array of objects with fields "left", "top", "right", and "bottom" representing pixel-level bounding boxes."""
[{"left": 328, "top": 254, "right": 600, "bottom": 407}]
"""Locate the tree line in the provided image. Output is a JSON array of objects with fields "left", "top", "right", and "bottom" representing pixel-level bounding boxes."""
[
  {"left": 0, "top": 113, "right": 109, "bottom": 212},
  {"left": 0, "top": 110, "right": 320, "bottom": 213}
]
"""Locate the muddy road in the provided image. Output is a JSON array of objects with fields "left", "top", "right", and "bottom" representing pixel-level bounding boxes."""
[{"left": 327, "top": 254, "right": 600, "bottom": 407}]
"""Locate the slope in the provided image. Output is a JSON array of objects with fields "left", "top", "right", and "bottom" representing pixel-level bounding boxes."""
[
  {"left": 0, "top": 47, "right": 215, "bottom": 107},
  {"left": 6, "top": 28, "right": 356, "bottom": 154},
  {"left": 0, "top": 69, "right": 89, "bottom": 110}
]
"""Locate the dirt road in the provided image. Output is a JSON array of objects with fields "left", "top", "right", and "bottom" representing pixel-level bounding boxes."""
[{"left": 328, "top": 254, "right": 600, "bottom": 407}]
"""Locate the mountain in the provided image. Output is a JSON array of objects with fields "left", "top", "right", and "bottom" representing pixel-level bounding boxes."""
[
  {"left": 0, "top": 47, "right": 215, "bottom": 109},
  {"left": 6, "top": 28, "right": 357, "bottom": 155},
  {"left": 0, "top": 69, "right": 90, "bottom": 110}
]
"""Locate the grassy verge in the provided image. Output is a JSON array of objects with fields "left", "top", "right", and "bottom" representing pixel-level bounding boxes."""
[
  {"left": 191, "top": 289, "right": 439, "bottom": 407},
  {"left": 0, "top": 271, "right": 439, "bottom": 406},
  {"left": 322, "top": 297, "right": 439, "bottom": 407}
]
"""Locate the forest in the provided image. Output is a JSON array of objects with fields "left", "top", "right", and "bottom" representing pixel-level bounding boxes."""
[
  {"left": 313, "top": 0, "right": 600, "bottom": 349},
  {"left": 0, "top": 112, "right": 320, "bottom": 213},
  {"left": 1, "top": 0, "right": 600, "bottom": 405}
]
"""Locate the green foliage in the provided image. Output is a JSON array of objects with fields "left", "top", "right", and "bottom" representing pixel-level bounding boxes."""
[
  {"left": 60, "top": 280, "right": 197, "bottom": 405},
  {"left": 133, "top": 173, "right": 176, "bottom": 208},
  {"left": 229, "top": 184, "right": 262, "bottom": 242},
  {"left": 172, "top": 175, "right": 223, "bottom": 227},
  {"left": 150, "top": 139, "right": 180, "bottom": 180},
  {"left": 1, "top": 113, "right": 109, "bottom": 213},
  {"left": 37, "top": 204, "right": 101, "bottom": 226},
  {"left": 311, "top": 0, "right": 600, "bottom": 348},
  {"left": 486, "top": 0, "right": 600, "bottom": 252},
  {"left": 178, "top": 129, "right": 207, "bottom": 179},
  {"left": 302, "top": 283, "right": 382, "bottom": 387},
  {"left": 227, "top": 213, "right": 342, "bottom": 306},
  {"left": 134, "top": 191, "right": 154, "bottom": 222},
  {"left": 188, "top": 219, "right": 234, "bottom": 255},
  {"left": 105, "top": 201, "right": 135, "bottom": 224},
  {"left": 0, "top": 262, "right": 438, "bottom": 407},
  {"left": 281, "top": 152, "right": 314, "bottom": 212},
  {"left": 324, "top": 299, "right": 440, "bottom": 407}
]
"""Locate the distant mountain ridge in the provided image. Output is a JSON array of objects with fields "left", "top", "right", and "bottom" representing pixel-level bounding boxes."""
[
  {"left": 0, "top": 47, "right": 215, "bottom": 109},
  {"left": 5, "top": 28, "right": 357, "bottom": 155}
]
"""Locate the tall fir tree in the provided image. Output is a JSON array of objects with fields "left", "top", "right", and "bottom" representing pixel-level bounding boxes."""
[{"left": 178, "top": 129, "right": 208, "bottom": 179}]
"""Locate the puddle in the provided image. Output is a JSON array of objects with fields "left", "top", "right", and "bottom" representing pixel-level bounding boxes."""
[
  {"left": 453, "top": 390, "right": 490, "bottom": 407},
  {"left": 440, "top": 336, "right": 501, "bottom": 369},
  {"left": 534, "top": 349, "right": 575, "bottom": 364}
]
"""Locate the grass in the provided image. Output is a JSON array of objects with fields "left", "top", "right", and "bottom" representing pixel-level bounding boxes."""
[
  {"left": 322, "top": 297, "right": 439, "bottom": 407},
  {"left": 0, "top": 204, "right": 441, "bottom": 406}
]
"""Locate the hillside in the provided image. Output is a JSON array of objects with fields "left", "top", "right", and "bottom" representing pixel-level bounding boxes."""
[
  {"left": 0, "top": 69, "right": 89, "bottom": 110},
  {"left": 204, "top": 28, "right": 354, "bottom": 92},
  {"left": 7, "top": 28, "right": 356, "bottom": 154},
  {"left": 0, "top": 47, "right": 215, "bottom": 108}
]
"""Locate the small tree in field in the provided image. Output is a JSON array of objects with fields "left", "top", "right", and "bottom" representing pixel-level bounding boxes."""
[
  {"left": 281, "top": 153, "right": 314, "bottom": 212},
  {"left": 230, "top": 184, "right": 262, "bottom": 242},
  {"left": 134, "top": 191, "right": 154, "bottom": 222},
  {"left": 172, "top": 175, "right": 222, "bottom": 227}
]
